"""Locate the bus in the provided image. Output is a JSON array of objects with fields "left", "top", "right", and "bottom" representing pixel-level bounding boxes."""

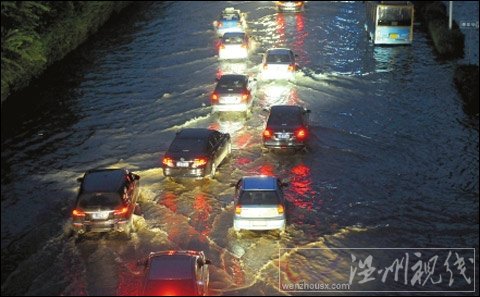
[{"left": 365, "top": 1, "right": 414, "bottom": 45}]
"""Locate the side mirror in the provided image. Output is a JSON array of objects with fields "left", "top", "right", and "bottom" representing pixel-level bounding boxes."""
[
  {"left": 77, "top": 177, "right": 84, "bottom": 183},
  {"left": 136, "top": 259, "right": 148, "bottom": 268},
  {"left": 133, "top": 174, "right": 140, "bottom": 180},
  {"left": 304, "top": 109, "right": 311, "bottom": 114},
  {"left": 294, "top": 54, "right": 299, "bottom": 57},
  {"left": 205, "top": 259, "right": 212, "bottom": 265},
  {"left": 281, "top": 182, "right": 289, "bottom": 188},
  {"left": 215, "top": 77, "right": 220, "bottom": 82}
]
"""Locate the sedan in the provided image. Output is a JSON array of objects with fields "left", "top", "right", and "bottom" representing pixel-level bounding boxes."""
[
  {"left": 140, "top": 250, "right": 211, "bottom": 296},
  {"left": 211, "top": 74, "right": 256, "bottom": 114},
  {"left": 162, "top": 128, "right": 231, "bottom": 179}
]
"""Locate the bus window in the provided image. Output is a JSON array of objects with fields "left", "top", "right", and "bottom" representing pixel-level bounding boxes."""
[{"left": 377, "top": 7, "right": 412, "bottom": 26}]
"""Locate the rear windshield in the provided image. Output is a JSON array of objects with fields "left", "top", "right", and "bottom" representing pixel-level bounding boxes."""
[
  {"left": 267, "top": 53, "right": 292, "bottom": 64},
  {"left": 221, "top": 13, "right": 240, "bottom": 21},
  {"left": 239, "top": 191, "right": 280, "bottom": 205},
  {"left": 78, "top": 193, "right": 122, "bottom": 209},
  {"left": 148, "top": 256, "right": 193, "bottom": 279},
  {"left": 268, "top": 109, "right": 302, "bottom": 126},
  {"left": 216, "top": 76, "right": 246, "bottom": 92},
  {"left": 82, "top": 170, "right": 123, "bottom": 192},
  {"left": 170, "top": 138, "right": 208, "bottom": 153},
  {"left": 222, "top": 34, "right": 245, "bottom": 44}
]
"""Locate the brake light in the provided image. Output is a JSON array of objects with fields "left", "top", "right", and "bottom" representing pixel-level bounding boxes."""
[
  {"left": 263, "top": 64, "right": 268, "bottom": 70},
  {"left": 72, "top": 209, "right": 85, "bottom": 217},
  {"left": 192, "top": 158, "right": 208, "bottom": 168},
  {"left": 277, "top": 204, "right": 284, "bottom": 214},
  {"left": 114, "top": 206, "right": 128, "bottom": 216},
  {"left": 219, "top": 44, "right": 225, "bottom": 50},
  {"left": 295, "top": 128, "right": 307, "bottom": 140},
  {"left": 295, "top": 1, "right": 303, "bottom": 6},
  {"left": 241, "top": 43, "right": 247, "bottom": 48},
  {"left": 263, "top": 128, "right": 273, "bottom": 139},
  {"left": 235, "top": 205, "right": 242, "bottom": 214},
  {"left": 218, "top": 22, "right": 223, "bottom": 28},
  {"left": 162, "top": 157, "right": 174, "bottom": 167},
  {"left": 241, "top": 92, "right": 249, "bottom": 101},
  {"left": 211, "top": 93, "right": 219, "bottom": 101},
  {"left": 288, "top": 64, "right": 295, "bottom": 72}
]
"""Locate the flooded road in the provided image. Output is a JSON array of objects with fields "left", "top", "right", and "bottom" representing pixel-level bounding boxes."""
[{"left": 1, "top": 1, "right": 478, "bottom": 295}]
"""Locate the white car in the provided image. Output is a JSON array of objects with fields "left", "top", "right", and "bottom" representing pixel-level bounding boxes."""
[
  {"left": 213, "top": 7, "right": 247, "bottom": 37},
  {"left": 233, "top": 176, "right": 288, "bottom": 233},
  {"left": 260, "top": 48, "right": 297, "bottom": 81},
  {"left": 218, "top": 32, "right": 250, "bottom": 60}
]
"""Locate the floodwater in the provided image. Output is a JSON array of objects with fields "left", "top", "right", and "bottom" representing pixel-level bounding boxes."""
[{"left": 1, "top": 1, "right": 478, "bottom": 295}]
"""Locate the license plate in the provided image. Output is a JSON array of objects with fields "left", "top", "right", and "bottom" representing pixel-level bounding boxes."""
[
  {"left": 253, "top": 222, "right": 266, "bottom": 227},
  {"left": 91, "top": 211, "right": 109, "bottom": 220},
  {"left": 220, "top": 96, "right": 238, "bottom": 104},
  {"left": 276, "top": 133, "right": 290, "bottom": 139},
  {"left": 389, "top": 33, "right": 399, "bottom": 39},
  {"left": 176, "top": 161, "right": 189, "bottom": 167}
]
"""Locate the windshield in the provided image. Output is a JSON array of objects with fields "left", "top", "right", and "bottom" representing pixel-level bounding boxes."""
[
  {"left": 377, "top": 6, "right": 412, "bottom": 26},
  {"left": 78, "top": 193, "right": 122, "bottom": 210},
  {"left": 239, "top": 191, "right": 280, "bottom": 205}
]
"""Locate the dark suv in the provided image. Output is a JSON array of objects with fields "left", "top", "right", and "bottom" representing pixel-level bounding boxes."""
[
  {"left": 263, "top": 105, "right": 310, "bottom": 151},
  {"left": 140, "top": 250, "right": 211, "bottom": 296},
  {"left": 71, "top": 169, "right": 140, "bottom": 238}
]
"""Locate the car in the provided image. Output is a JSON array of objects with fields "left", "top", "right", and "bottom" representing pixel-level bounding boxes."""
[
  {"left": 260, "top": 48, "right": 297, "bottom": 81},
  {"left": 275, "top": 1, "right": 305, "bottom": 12},
  {"left": 233, "top": 176, "right": 288, "bottom": 233},
  {"left": 162, "top": 128, "right": 231, "bottom": 179},
  {"left": 211, "top": 74, "right": 256, "bottom": 114},
  {"left": 263, "top": 105, "right": 310, "bottom": 151},
  {"left": 213, "top": 7, "right": 246, "bottom": 37},
  {"left": 218, "top": 32, "right": 250, "bottom": 60},
  {"left": 71, "top": 168, "right": 140, "bottom": 238},
  {"left": 140, "top": 250, "right": 211, "bottom": 296}
]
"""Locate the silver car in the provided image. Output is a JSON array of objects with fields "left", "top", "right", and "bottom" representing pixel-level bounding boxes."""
[{"left": 233, "top": 176, "right": 288, "bottom": 233}]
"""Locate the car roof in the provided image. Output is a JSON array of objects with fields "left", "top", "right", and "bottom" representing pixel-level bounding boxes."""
[
  {"left": 148, "top": 255, "right": 195, "bottom": 280},
  {"left": 222, "top": 32, "right": 246, "bottom": 39},
  {"left": 176, "top": 128, "right": 216, "bottom": 139},
  {"left": 270, "top": 105, "right": 303, "bottom": 114},
  {"left": 217, "top": 74, "right": 248, "bottom": 84},
  {"left": 82, "top": 169, "right": 126, "bottom": 193},
  {"left": 241, "top": 176, "right": 278, "bottom": 190},
  {"left": 267, "top": 48, "right": 292, "bottom": 55}
]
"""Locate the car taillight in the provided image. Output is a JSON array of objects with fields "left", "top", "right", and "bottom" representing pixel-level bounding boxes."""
[
  {"left": 211, "top": 93, "right": 219, "bottom": 101},
  {"left": 241, "top": 43, "right": 247, "bottom": 48},
  {"left": 219, "top": 44, "right": 225, "bottom": 50},
  {"left": 192, "top": 158, "right": 208, "bottom": 168},
  {"left": 263, "top": 128, "right": 273, "bottom": 139},
  {"left": 295, "top": 128, "right": 307, "bottom": 140},
  {"left": 72, "top": 209, "right": 85, "bottom": 217},
  {"left": 235, "top": 205, "right": 242, "bottom": 214},
  {"left": 241, "top": 92, "right": 249, "bottom": 101},
  {"left": 277, "top": 204, "right": 284, "bottom": 214},
  {"left": 295, "top": 1, "right": 303, "bottom": 6},
  {"left": 162, "top": 157, "right": 174, "bottom": 167},
  {"left": 218, "top": 22, "right": 223, "bottom": 28},
  {"left": 288, "top": 64, "right": 295, "bottom": 72},
  {"left": 263, "top": 64, "right": 268, "bottom": 70},
  {"left": 114, "top": 206, "right": 128, "bottom": 216}
]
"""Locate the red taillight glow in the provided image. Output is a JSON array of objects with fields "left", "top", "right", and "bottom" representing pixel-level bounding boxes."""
[
  {"left": 277, "top": 204, "right": 284, "bottom": 214},
  {"left": 288, "top": 64, "right": 295, "bottom": 72},
  {"left": 241, "top": 92, "right": 249, "bottom": 101},
  {"left": 219, "top": 44, "right": 225, "bottom": 50},
  {"left": 295, "top": 128, "right": 307, "bottom": 140},
  {"left": 235, "top": 205, "right": 242, "bottom": 214},
  {"left": 295, "top": 1, "right": 303, "bottom": 6},
  {"left": 263, "top": 128, "right": 273, "bottom": 139},
  {"left": 211, "top": 93, "right": 219, "bottom": 101},
  {"left": 192, "top": 158, "right": 208, "bottom": 168},
  {"left": 162, "top": 157, "right": 174, "bottom": 167},
  {"left": 114, "top": 207, "right": 128, "bottom": 216},
  {"left": 72, "top": 209, "right": 85, "bottom": 217}
]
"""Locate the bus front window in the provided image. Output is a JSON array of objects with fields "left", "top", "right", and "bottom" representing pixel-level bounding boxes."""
[{"left": 377, "top": 6, "right": 412, "bottom": 26}]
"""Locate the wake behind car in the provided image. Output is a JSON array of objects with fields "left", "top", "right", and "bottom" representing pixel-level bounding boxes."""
[
  {"left": 218, "top": 32, "right": 250, "bottom": 60},
  {"left": 260, "top": 48, "right": 297, "bottom": 81},
  {"left": 140, "top": 250, "right": 211, "bottom": 296},
  {"left": 213, "top": 7, "right": 246, "bottom": 37},
  {"left": 162, "top": 128, "right": 231, "bottom": 179},
  {"left": 71, "top": 168, "right": 140, "bottom": 238},
  {"left": 263, "top": 105, "right": 310, "bottom": 151},
  {"left": 211, "top": 74, "right": 256, "bottom": 114},
  {"left": 233, "top": 176, "right": 288, "bottom": 233},
  {"left": 276, "top": 1, "right": 305, "bottom": 12}
]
